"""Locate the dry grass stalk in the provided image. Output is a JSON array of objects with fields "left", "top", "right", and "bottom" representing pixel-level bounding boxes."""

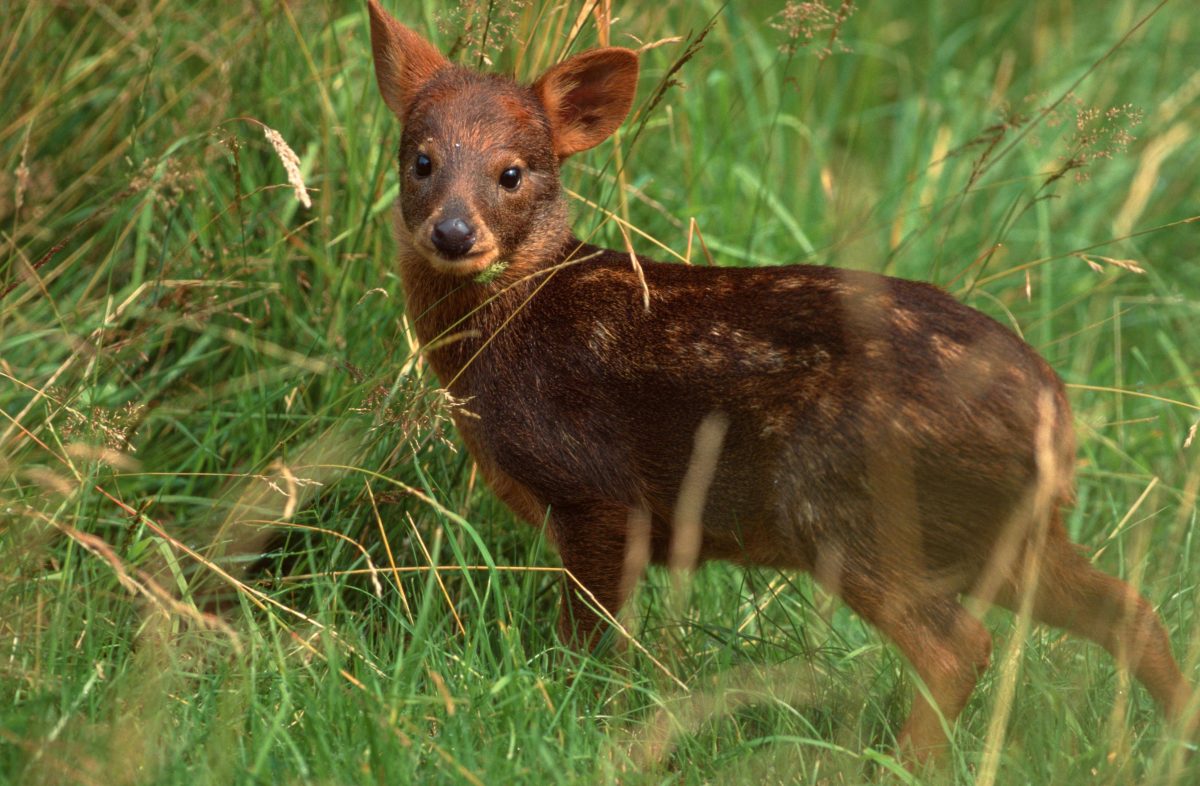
[
  {"left": 1076, "top": 252, "right": 1146, "bottom": 275},
  {"left": 623, "top": 660, "right": 836, "bottom": 770},
  {"left": 615, "top": 219, "right": 650, "bottom": 310},
  {"left": 668, "top": 413, "right": 728, "bottom": 606},
  {"left": 1114, "top": 122, "right": 1190, "bottom": 236},
  {"left": 262, "top": 125, "right": 311, "bottom": 208},
  {"left": 976, "top": 391, "right": 1062, "bottom": 786}
]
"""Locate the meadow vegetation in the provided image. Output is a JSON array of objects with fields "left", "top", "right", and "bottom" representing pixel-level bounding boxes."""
[{"left": 2, "top": 1, "right": 1199, "bottom": 783}]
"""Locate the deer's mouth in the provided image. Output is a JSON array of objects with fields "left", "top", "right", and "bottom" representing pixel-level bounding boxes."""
[{"left": 416, "top": 242, "right": 501, "bottom": 276}]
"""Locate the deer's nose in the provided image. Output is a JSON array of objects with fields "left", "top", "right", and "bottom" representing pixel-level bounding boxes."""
[{"left": 431, "top": 217, "right": 476, "bottom": 259}]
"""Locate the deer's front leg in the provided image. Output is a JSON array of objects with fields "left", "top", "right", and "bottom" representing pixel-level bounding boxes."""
[{"left": 552, "top": 503, "right": 651, "bottom": 649}]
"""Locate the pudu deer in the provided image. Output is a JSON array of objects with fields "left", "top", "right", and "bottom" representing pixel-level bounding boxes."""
[{"left": 366, "top": 0, "right": 1192, "bottom": 759}]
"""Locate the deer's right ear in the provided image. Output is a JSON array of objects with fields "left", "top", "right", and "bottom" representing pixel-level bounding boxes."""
[
  {"left": 368, "top": 0, "right": 448, "bottom": 118},
  {"left": 534, "top": 48, "right": 639, "bottom": 159}
]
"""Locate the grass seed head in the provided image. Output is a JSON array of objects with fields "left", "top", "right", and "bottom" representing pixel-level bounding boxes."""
[
  {"left": 769, "top": 1, "right": 856, "bottom": 59},
  {"left": 263, "top": 125, "right": 311, "bottom": 208}
]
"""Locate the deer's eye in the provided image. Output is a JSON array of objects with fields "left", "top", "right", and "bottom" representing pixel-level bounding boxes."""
[
  {"left": 499, "top": 167, "right": 522, "bottom": 190},
  {"left": 414, "top": 153, "right": 433, "bottom": 178}
]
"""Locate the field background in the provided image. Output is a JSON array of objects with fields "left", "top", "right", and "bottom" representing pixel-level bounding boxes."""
[{"left": 2, "top": 0, "right": 1199, "bottom": 783}]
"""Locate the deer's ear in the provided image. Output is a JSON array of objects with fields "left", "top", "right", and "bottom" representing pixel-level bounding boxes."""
[
  {"left": 533, "top": 48, "right": 639, "bottom": 159},
  {"left": 368, "top": 0, "right": 449, "bottom": 118}
]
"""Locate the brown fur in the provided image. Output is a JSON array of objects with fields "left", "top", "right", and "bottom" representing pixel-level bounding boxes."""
[
  {"left": 534, "top": 48, "right": 640, "bottom": 158},
  {"left": 365, "top": 0, "right": 1192, "bottom": 762}
]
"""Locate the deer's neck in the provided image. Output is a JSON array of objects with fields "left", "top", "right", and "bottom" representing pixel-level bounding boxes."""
[{"left": 398, "top": 233, "right": 583, "bottom": 387}]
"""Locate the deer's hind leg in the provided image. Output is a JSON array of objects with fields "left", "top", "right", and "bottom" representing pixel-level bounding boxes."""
[
  {"left": 987, "top": 532, "right": 1192, "bottom": 720},
  {"left": 833, "top": 569, "right": 993, "bottom": 762}
]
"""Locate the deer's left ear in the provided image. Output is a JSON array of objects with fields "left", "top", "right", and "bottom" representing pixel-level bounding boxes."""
[{"left": 533, "top": 48, "right": 639, "bottom": 159}]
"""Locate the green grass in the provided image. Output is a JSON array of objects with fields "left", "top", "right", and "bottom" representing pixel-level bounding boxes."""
[{"left": 2, "top": 0, "right": 1199, "bottom": 783}]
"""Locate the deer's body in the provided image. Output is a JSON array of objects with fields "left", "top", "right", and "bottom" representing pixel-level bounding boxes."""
[
  {"left": 368, "top": 1, "right": 1191, "bottom": 761},
  {"left": 417, "top": 242, "right": 1067, "bottom": 570}
]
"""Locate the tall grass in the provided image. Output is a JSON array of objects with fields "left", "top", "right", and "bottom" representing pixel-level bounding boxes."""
[{"left": 2, "top": 1, "right": 1198, "bottom": 783}]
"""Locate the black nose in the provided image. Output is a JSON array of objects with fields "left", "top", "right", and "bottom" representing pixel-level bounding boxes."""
[{"left": 431, "top": 217, "right": 476, "bottom": 259}]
